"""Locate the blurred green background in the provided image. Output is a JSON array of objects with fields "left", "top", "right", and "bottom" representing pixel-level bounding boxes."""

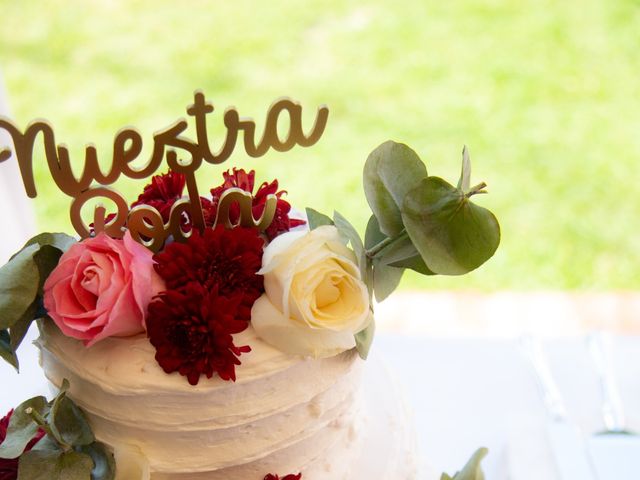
[{"left": 1, "top": 0, "right": 639, "bottom": 289}]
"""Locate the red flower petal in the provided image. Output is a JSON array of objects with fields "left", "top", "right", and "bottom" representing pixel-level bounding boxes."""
[
  {"left": 0, "top": 409, "right": 45, "bottom": 479},
  {"left": 263, "top": 474, "right": 302, "bottom": 480},
  {"left": 153, "top": 226, "right": 264, "bottom": 319},
  {"left": 132, "top": 170, "right": 186, "bottom": 223},
  {"left": 206, "top": 169, "right": 305, "bottom": 240},
  {"left": 147, "top": 226, "right": 265, "bottom": 385},
  {"left": 147, "top": 283, "right": 251, "bottom": 385}
]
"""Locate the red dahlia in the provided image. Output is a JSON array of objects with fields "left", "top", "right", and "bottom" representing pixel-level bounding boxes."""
[
  {"left": 132, "top": 170, "right": 186, "bottom": 222},
  {"left": 146, "top": 282, "right": 251, "bottom": 385},
  {"left": 264, "top": 474, "right": 302, "bottom": 480},
  {"left": 153, "top": 226, "right": 265, "bottom": 320},
  {"left": 0, "top": 409, "right": 45, "bottom": 480},
  {"left": 207, "top": 168, "right": 306, "bottom": 240}
]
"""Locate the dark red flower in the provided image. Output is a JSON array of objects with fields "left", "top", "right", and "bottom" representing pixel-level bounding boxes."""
[
  {"left": 263, "top": 474, "right": 302, "bottom": 480},
  {"left": 147, "top": 282, "right": 252, "bottom": 385},
  {"left": 207, "top": 168, "right": 306, "bottom": 240},
  {"left": 0, "top": 409, "right": 45, "bottom": 480},
  {"left": 153, "top": 226, "right": 265, "bottom": 320},
  {"left": 132, "top": 170, "right": 186, "bottom": 222}
]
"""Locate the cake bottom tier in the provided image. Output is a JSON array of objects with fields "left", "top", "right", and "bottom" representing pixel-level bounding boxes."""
[{"left": 136, "top": 354, "right": 418, "bottom": 480}]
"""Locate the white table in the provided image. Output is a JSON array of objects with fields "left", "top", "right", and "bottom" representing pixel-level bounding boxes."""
[{"left": 2, "top": 331, "right": 639, "bottom": 479}]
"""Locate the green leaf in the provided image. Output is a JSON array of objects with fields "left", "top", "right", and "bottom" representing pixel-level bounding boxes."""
[
  {"left": 355, "top": 316, "right": 375, "bottom": 360},
  {"left": 364, "top": 215, "right": 387, "bottom": 250},
  {"left": 440, "top": 448, "right": 488, "bottom": 480},
  {"left": 9, "top": 300, "right": 39, "bottom": 352},
  {"left": 20, "top": 232, "right": 76, "bottom": 257},
  {"left": 0, "top": 233, "right": 75, "bottom": 369},
  {"left": 0, "top": 244, "right": 40, "bottom": 331},
  {"left": 305, "top": 207, "right": 334, "bottom": 230},
  {"left": 363, "top": 141, "right": 427, "bottom": 237},
  {"left": 33, "top": 245, "right": 64, "bottom": 291},
  {"left": 0, "top": 396, "right": 48, "bottom": 459},
  {"left": 49, "top": 392, "right": 95, "bottom": 448},
  {"left": 389, "top": 254, "right": 435, "bottom": 275},
  {"left": 76, "top": 442, "right": 116, "bottom": 480},
  {"left": 31, "top": 434, "right": 62, "bottom": 454},
  {"left": 333, "top": 211, "right": 366, "bottom": 279},
  {"left": 376, "top": 234, "right": 417, "bottom": 265},
  {"left": 18, "top": 448, "right": 94, "bottom": 480},
  {"left": 0, "top": 329, "right": 18, "bottom": 370},
  {"left": 457, "top": 145, "right": 471, "bottom": 192},
  {"left": 372, "top": 260, "right": 404, "bottom": 302},
  {"left": 401, "top": 177, "right": 500, "bottom": 275}
]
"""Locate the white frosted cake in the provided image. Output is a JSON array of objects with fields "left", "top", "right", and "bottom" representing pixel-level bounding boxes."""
[
  {"left": 38, "top": 322, "right": 418, "bottom": 479},
  {"left": 0, "top": 94, "right": 498, "bottom": 480}
]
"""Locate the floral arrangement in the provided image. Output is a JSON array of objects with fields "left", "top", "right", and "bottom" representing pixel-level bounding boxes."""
[{"left": 0, "top": 140, "right": 498, "bottom": 479}]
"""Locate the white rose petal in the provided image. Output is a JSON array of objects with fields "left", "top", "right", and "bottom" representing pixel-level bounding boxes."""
[
  {"left": 251, "top": 295, "right": 357, "bottom": 358},
  {"left": 251, "top": 225, "right": 372, "bottom": 358}
]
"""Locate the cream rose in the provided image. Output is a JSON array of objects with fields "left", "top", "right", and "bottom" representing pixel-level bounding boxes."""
[{"left": 251, "top": 225, "right": 371, "bottom": 358}]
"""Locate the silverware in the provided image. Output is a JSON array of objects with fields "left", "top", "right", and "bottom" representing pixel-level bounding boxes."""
[
  {"left": 586, "top": 332, "right": 640, "bottom": 479},
  {"left": 520, "top": 336, "right": 598, "bottom": 480}
]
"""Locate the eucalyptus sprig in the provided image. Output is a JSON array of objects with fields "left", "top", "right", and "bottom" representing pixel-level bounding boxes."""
[
  {"left": 0, "top": 379, "right": 115, "bottom": 480},
  {"left": 0, "top": 233, "right": 76, "bottom": 370},
  {"left": 307, "top": 141, "right": 500, "bottom": 360},
  {"left": 441, "top": 448, "right": 488, "bottom": 480}
]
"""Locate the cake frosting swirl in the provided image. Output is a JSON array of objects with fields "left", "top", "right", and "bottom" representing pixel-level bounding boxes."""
[{"left": 38, "top": 321, "right": 367, "bottom": 479}]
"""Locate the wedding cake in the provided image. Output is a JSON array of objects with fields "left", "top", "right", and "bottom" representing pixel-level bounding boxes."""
[{"left": 0, "top": 93, "right": 499, "bottom": 480}]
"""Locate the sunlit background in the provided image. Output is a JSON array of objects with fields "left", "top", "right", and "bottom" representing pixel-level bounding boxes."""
[{"left": 1, "top": 0, "right": 640, "bottom": 335}]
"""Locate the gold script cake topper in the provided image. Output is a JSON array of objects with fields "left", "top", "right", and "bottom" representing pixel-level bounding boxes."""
[{"left": 0, "top": 92, "right": 329, "bottom": 251}]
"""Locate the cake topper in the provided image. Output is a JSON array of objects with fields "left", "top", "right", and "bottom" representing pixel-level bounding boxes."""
[{"left": 0, "top": 92, "right": 329, "bottom": 250}]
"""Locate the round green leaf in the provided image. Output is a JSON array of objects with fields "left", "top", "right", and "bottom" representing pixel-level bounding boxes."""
[
  {"left": 363, "top": 141, "right": 427, "bottom": 237},
  {"left": 18, "top": 448, "right": 93, "bottom": 480},
  {"left": 0, "top": 396, "right": 48, "bottom": 459},
  {"left": 401, "top": 177, "right": 500, "bottom": 275},
  {"left": 372, "top": 260, "right": 404, "bottom": 302},
  {"left": 0, "top": 329, "right": 19, "bottom": 370},
  {"left": 364, "top": 215, "right": 386, "bottom": 250},
  {"left": 21, "top": 232, "right": 76, "bottom": 256},
  {"left": 355, "top": 318, "right": 375, "bottom": 360},
  {"left": 76, "top": 442, "right": 116, "bottom": 480},
  {"left": 49, "top": 394, "right": 95, "bottom": 447},
  {"left": 0, "top": 244, "right": 40, "bottom": 331}
]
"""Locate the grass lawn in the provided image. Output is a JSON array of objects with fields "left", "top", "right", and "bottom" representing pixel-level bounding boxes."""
[{"left": 0, "top": 0, "right": 639, "bottom": 289}]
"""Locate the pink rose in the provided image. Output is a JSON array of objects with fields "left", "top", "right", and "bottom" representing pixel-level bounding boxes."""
[{"left": 43, "top": 232, "right": 164, "bottom": 346}]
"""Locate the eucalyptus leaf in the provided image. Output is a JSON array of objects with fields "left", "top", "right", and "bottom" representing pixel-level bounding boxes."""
[
  {"left": 9, "top": 300, "right": 39, "bottom": 352},
  {"left": 76, "top": 442, "right": 116, "bottom": 480},
  {"left": 49, "top": 393, "right": 95, "bottom": 447},
  {"left": 372, "top": 260, "right": 404, "bottom": 302},
  {"left": 363, "top": 141, "right": 427, "bottom": 237},
  {"left": 0, "top": 244, "right": 40, "bottom": 330},
  {"left": 0, "top": 329, "right": 18, "bottom": 370},
  {"left": 33, "top": 245, "right": 64, "bottom": 291},
  {"left": 22, "top": 232, "right": 76, "bottom": 254},
  {"left": 355, "top": 317, "right": 375, "bottom": 360},
  {"left": 389, "top": 254, "right": 436, "bottom": 275},
  {"left": 305, "top": 207, "right": 334, "bottom": 230},
  {"left": 18, "top": 448, "right": 94, "bottom": 480},
  {"left": 0, "top": 396, "right": 48, "bottom": 459},
  {"left": 31, "top": 434, "right": 62, "bottom": 454},
  {"left": 401, "top": 177, "right": 500, "bottom": 275},
  {"left": 333, "top": 211, "right": 366, "bottom": 279},
  {"left": 376, "top": 234, "right": 416, "bottom": 265},
  {"left": 364, "top": 215, "right": 386, "bottom": 250},
  {"left": 440, "top": 447, "right": 488, "bottom": 480}
]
